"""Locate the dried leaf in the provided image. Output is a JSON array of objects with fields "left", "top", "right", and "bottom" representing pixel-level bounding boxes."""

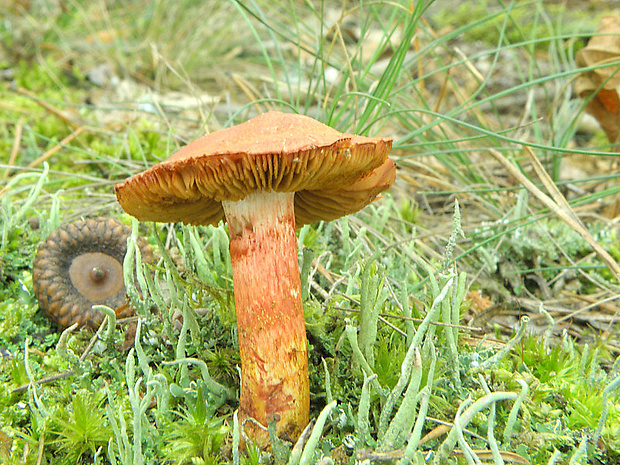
[
  {"left": 576, "top": 16, "right": 620, "bottom": 91},
  {"left": 419, "top": 423, "right": 452, "bottom": 445},
  {"left": 466, "top": 290, "right": 493, "bottom": 313},
  {"left": 0, "top": 430, "right": 11, "bottom": 458},
  {"left": 575, "top": 16, "right": 620, "bottom": 143},
  {"left": 582, "top": 88, "right": 620, "bottom": 143}
]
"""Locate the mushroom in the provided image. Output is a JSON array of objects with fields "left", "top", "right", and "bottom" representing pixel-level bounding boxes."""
[
  {"left": 32, "top": 218, "right": 153, "bottom": 330},
  {"left": 114, "top": 111, "right": 395, "bottom": 444}
]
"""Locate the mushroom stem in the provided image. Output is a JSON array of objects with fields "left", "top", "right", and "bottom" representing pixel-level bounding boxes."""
[{"left": 222, "top": 191, "right": 309, "bottom": 444}]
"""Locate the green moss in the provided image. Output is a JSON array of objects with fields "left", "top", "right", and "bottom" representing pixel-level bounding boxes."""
[
  {"left": 0, "top": 0, "right": 619, "bottom": 462},
  {"left": 161, "top": 402, "right": 230, "bottom": 465},
  {"left": 495, "top": 337, "right": 620, "bottom": 455},
  {"left": 48, "top": 389, "right": 113, "bottom": 465}
]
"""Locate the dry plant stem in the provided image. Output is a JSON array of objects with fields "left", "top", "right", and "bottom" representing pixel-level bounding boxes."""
[
  {"left": 358, "top": 445, "right": 529, "bottom": 465},
  {"left": 16, "top": 87, "right": 81, "bottom": 129},
  {"left": 3, "top": 122, "right": 22, "bottom": 180},
  {"left": 11, "top": 317, "right": 108, "bottom": 394},
  {"left": 223, "top": 191, "right": 309, "bottom": 443},
  {"left": 28, "top": 126, "right": 85, "bottom": 169},
  {"left": 338, "top": 306, "right": 482, "bottom": 332},
  {"left": 488, "top": 147, "right": 620, "bottom": 281},
  {"left": 36, "top": 430, "right": 44, "bottom": 465}
]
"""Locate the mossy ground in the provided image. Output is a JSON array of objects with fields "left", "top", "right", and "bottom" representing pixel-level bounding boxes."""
[{"left": 1, "top": 1, "right": 620, "bottom": 464}]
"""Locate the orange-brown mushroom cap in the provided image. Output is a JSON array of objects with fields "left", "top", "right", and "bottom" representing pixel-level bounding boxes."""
[{"left": 114, "top": 111, "right": 394, "bottom": 226}]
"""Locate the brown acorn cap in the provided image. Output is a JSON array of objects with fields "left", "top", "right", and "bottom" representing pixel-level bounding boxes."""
[
  {"left": 32, "top": 218, "right": 154, "bottom": 330},
  {"left": 115, "top": 111, "right": 394, "bottom": 226}
]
